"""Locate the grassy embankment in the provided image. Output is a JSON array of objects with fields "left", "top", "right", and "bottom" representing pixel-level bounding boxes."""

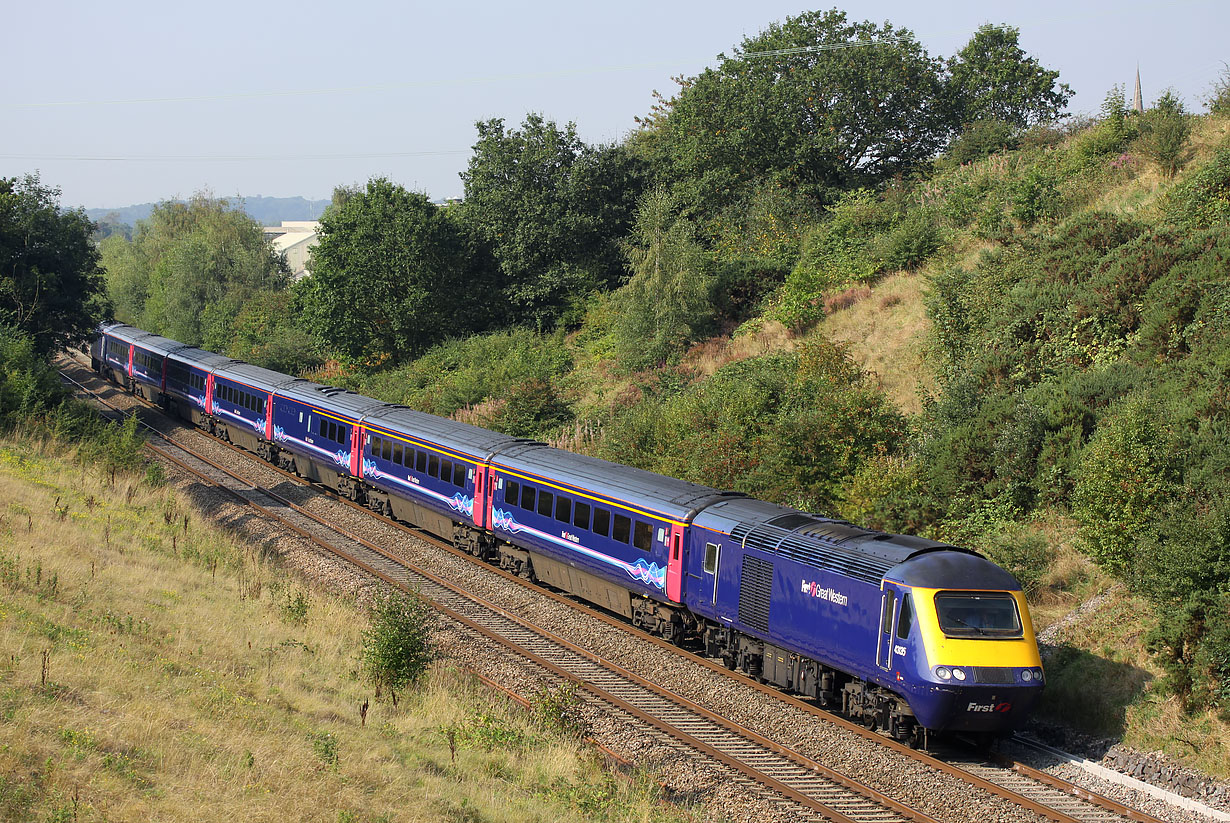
[{"left": 0, "top": 434, "right": 688, "bottom": 822}]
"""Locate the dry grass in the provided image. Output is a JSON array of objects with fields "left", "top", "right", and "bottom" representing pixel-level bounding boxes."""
[
  {"left": 0, "top": 439, "right": 689, "bottom": 822},
  {"left": 818, "top": 272, "right": 935, "bottom": 414}
]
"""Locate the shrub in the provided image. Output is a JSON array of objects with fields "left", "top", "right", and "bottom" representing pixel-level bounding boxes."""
[
  {"left": 1204, "top": 62, "right": 1230, "bottom": 114},
  {"left": 1071, "top": 394, "right": 1179, "bottom": 575},
  {"left": 1163, "top": 138, "right": 1230, "bottom": 228},
  {"left": 871, "top": 208, "right": 941, "bottom": 271},
  {"left": 1136, "top": 91, "right": 1192, "bottom": 178},
  {"left": 1148, "top": 591, "right": 1230, "bottom": 711},
  {"left": 947, "top": 119, "right": 1020, "bottom": 165},
  {"left": 360, "top": 589, "right": 436, "bottom": 706},
  {"left": 1008, "top": 165, "right": 1062, "bottom": 226}
]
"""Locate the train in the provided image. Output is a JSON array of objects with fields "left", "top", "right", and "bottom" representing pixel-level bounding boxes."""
[{"left": 90, "top": 322, "right": 1044, "bottom": 745}]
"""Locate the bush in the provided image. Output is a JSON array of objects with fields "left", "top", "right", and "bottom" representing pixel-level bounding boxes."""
[
  {"left": 947, "top": 119, "right": 1020, "bottom": 165},
  {"left": 360, "top": 589, "right": 436, "bottom": 706},
  {"left": 1071, "top": 394, "right": 1179, "bottom": 575},
  {"left": 1008, "top": 165, "right": 1062, "bottom": 226},
  {"left": 1136, "top": 91, "right": 1192, "bottom": 179},
  {"left": 870, "top": 208, "right": 941, "bottom": 271},
  {"left": 1148, "top": 591, "right": 1230, "bottom": 711},
  {"left": 1163, "top": 138, "right": 1230, "bottom": 229},
  {"left": 1204, "top": 62, "right": 1230, "bottom": 114}
]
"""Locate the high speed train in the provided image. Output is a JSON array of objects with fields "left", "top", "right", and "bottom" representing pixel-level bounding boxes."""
[{"left": 92, "top": 322, "right": 1044, "bottom": 745}]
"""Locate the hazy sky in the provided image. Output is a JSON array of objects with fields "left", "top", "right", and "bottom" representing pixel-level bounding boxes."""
[{"left": 3, "top": 0, "right": 1225, "bottom": 210}]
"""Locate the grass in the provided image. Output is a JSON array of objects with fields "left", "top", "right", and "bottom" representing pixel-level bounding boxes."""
[
  {"left": 0, "top": 436, "right": 695, "bottom": 822},
  {"left": 818, "top": 272, "right": 934, "bottom": 415}
]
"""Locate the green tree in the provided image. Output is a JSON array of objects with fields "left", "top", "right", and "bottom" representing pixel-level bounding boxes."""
[
  {"left": 947, "top": 25, "right": 1072, "bottom": 128},
  {"left": 459, "top": 115, "right": 645, "bottom": 327},
  {"left": 643, "top": 10, "right": 949, "bottom": 215},
  {"left": 1138, "top": 91, "right": 1192, "bottom": 178},
  {"left": 297, "top": 178, "right": 474, "bottom": 365},
  {"left": 360, "top": 589, "right": 436, "bottom": 706},
  {"left": 100, "top": 193, "right": 289, "bottom": 347},
  {"left": 612, "top": 188, "right": 714, "bottom": 370},
  {"left": 0, "top": 174, "right": 111, "bottom": 355}
]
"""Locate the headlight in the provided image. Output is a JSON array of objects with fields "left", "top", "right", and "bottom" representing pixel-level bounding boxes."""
[
  {"left": 935, "top": 666, "right": 952, "bottom": 680},
  {"left": 952, "top": 667, "right": 967, "bottom": 681},
  {"left": 1021, "top": 669, "right": 1033, "bottom": 682},
  {"left": 1032, "top": 667, "right": 1044, "bottom": 682}
]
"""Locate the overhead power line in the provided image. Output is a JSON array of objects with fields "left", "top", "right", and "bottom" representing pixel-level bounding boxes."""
[{"left": 0, "top": 150, "right": 469, "bottom": 163}]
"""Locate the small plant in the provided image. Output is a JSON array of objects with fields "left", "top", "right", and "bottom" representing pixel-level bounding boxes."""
[
  {"left": 310, "top": 731, "right": 339, "bottom": 769},
  {"left": 529, "top": 682, "right": 590, "bottom": 740},
  {"left": 279, "top": 588, "right": 310, "bottom": 625},
  {"left": 360, "top": 589, "right": 436, "bottom": 707}
]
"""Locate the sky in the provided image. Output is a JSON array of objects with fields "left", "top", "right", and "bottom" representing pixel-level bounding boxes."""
[{"left": 2, "top": 0, "right": 1226, "bottom": 211}]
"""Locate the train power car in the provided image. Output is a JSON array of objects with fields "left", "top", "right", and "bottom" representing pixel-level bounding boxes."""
[{"left": 91, "top": 324, "right": 1045, "bottom": 743}]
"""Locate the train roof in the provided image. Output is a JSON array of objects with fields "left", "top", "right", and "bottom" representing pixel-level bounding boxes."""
[
  {"left": 276, "top": 379, "right": 386, "bottom": 418},
  {"left": 887, "top": 551, "right": 1021, "bottom": 592},
  {"left": 213, "top": 361, "right": 301, "bottom": 393},
  {"left": 129, "top": 331, "right": 189, "bottom": 358},
  {"left": 692, "top": 497, "right": 980, "bottom": 585},
  {"left": 362, "top": 404, "right": 524, "bottom": 461},
  {"left": 167, "top": 346, "right": 236, "bottom": 370},
  {"left": 492, "top": 441, "right": 740, "bottom": 522}
]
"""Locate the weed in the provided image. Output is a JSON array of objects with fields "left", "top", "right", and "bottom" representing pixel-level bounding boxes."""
[{"left": 310, "top": 731, "right": 339, "bottom": 769}]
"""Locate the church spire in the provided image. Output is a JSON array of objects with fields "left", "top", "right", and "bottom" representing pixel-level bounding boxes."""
[{"left": 1133, "top": 65, "right": 1144, "bottom": 113}]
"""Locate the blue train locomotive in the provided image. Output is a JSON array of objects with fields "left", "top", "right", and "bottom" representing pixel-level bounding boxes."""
[{"left": 91, "top": 323, "right": 1044, "bottom": 743}]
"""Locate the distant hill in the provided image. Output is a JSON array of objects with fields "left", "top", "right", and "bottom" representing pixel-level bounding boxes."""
[{"left": 86, "top": 195, "right": 331, "bottom": 228}]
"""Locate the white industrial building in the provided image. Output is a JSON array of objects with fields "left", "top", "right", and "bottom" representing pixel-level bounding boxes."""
[{"left": 264, "top": 221, "right": 320, "bottom": 281}]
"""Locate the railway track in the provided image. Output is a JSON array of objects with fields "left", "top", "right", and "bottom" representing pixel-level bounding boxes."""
[{"left": 59, "top": 358, "right": 1186, "bottom": 823}]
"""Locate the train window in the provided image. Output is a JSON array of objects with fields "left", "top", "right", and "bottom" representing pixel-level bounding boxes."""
[
  {"left": 316, "top": 417, "right": 325, "bottom": 437},
  {"left": 416, "top": 450, "right": 427, "bottom": 473},
  {"left": 536, "top": 490, "right": 553, "bottom": 518},
  {"left": 370, "top": 436, "right": 380, "bottom": 455},
  {"left": 382, "top": 438, "right": 392, "bottom": 461},
  {"left": 896, "top": 594, "right": 914, "bottom": 639},
  {"left": 554, "top": 495, "right": 571, "bottom": 523},
  {"left": 428, "top": 454, "right": 439, "bottom": 477},
  {"left": 612, "top": 514, "right": 631, "bottom": 544},
  {"left": 933, "top": 592, "right": 1022, "bottom": 638},
  {"left": 592, "top": 507, "right": 610, "bottom": 537},
  {"left": 703, "top": 543, "right": 719, "bottom": 574},
  {"left": 452, "top": 462, "right": 465, "bottom": 487},
  {"left": 393, "top": 442, "right": 402, "bottom": 465},
  {"left": 573, "top": 501, "right": 590, "bottom": 530},
  {"left": 520, "top": 484, "right": 536, "bottom": 511},
  {"left": 506, "top": 480, "right": 520, "bottom": 506},
  {"left": 633, "top": 521, "right": 652, "bottom": 551},
  {"left": 881, "top": 593, "right": 896, "bottom": 635}
]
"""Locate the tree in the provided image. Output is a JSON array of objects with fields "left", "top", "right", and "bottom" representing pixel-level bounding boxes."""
[
  {"left": 947, "top": 25, "right": 1073, "bottom": 128},
  {"left": 360, "top": 588, "right": 436, "bottom": 706},
  {"left": 0, "top": 174, "right": 111, "bottom": 355},
  {"left": 612, "top": 188, "right": 714, "bottom": 370},
  {"left": 459, "top": 115, "right": 645, "bottom": 327},
  {"left": 99, "top": 193, "right": 289, "bottom": 348},
  {"left": 643, "top": 10, "right": 949, "bottom": 215},
  {"left": 296, "top": 178, "right": 473, "bottom": 364}
]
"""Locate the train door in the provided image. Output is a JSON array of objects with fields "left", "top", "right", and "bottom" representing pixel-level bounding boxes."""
[
  {"left": 264, "top": 393, "right": 275, "bottom": 440},
  {"left": 473, "top": 464, "right": 492, "bottom": 529},
  {"left": 877, "top": 584, "right": 902, "bottom": 672},
  {"left": 349, "top": 424, "right": 362, "bottom": 476},
  {"left": 204, "top": 373, "right": 214, "bottom": 415},
  {"left": 126, "top": 345, "right": 134, "bottom": 379},
  {"left": 666, "top": 523, "right": 684, "bottom": 603}
]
